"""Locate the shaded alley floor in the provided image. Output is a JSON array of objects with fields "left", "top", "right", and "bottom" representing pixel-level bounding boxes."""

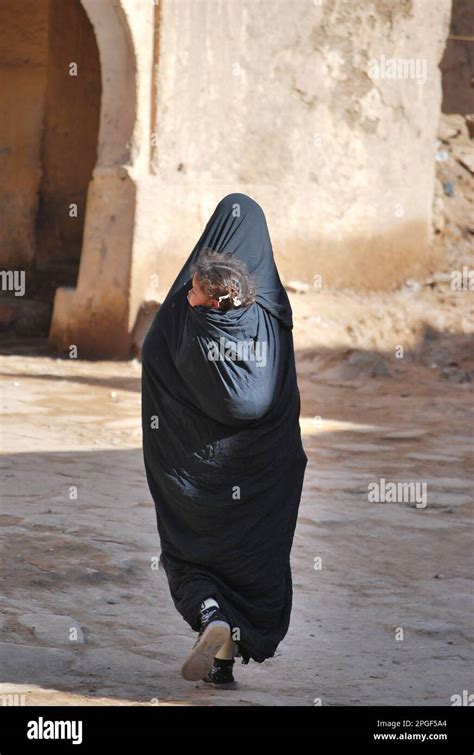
[{"left": 0, "top": 320, "right": 472, "bottom": 705}]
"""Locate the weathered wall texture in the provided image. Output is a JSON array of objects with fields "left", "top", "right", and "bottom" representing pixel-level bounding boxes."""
[
  {"left": 0, "top": 0, "right": 100, "bottom": 270},
  {"left": 0, "top": 0, "right": 49, "bottom": 267},
  {"left": 135, "top": 0, "right": 452, "bottom": 302},
  {"left": 35, "top": 0, "right": 101, "bottom": 268}
]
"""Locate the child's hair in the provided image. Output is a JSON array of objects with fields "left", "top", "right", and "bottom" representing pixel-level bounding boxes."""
[{"left": 189, "top": 247, "right": 257, "bottom": 311}]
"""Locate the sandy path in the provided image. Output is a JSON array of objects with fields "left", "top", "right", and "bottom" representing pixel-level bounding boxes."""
[{"left": 0, "top": 309, "right": 472, "bottom": 705}]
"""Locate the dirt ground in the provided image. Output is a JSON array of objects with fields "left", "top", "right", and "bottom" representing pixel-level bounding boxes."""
[{"left": 1, "top": 269, "right": 473, "bottom": 706}]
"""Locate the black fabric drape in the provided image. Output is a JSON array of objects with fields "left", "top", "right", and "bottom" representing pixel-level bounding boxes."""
[{"left": 141, "top": 193, "right": 308, "bottom": 665}]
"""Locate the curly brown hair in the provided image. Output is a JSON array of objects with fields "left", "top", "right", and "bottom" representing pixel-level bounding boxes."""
[{"left": 189, "top": 247, "right": 257, "bottom": 311}]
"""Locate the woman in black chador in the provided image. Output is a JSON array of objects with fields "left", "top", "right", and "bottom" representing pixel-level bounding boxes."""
[{"left": 141, "top": 193, "right": 308, "bottom": 689}]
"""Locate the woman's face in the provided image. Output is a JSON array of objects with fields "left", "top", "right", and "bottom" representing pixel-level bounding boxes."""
[{"left": 187, "top": 274, "right": 218, "bottom": 308}]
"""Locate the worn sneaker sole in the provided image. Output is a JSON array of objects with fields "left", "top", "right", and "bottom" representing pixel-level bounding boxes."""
[{"left": 181, "top": 621, "right": 231, "bottom": 681}]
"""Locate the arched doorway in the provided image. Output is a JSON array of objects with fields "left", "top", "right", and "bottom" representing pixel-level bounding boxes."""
[
  {"left": 35, "top": 0, "right": 101, "bottom": 282},
  {"left": 0, "top": 0, "right": 101, "bottom": 340},
  {"left": 49, "top": 0, "right": 138, "bottom": 358}
]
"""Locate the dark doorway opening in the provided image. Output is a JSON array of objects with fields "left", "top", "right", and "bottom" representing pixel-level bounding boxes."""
[{"left": 0, "top": 0, "right": 101, "bottom": 343}]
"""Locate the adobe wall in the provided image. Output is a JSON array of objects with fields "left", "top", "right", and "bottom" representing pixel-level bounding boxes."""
[
  {"left": 133, "top": 0, "right": 452, "bottom": 305},
  {"left": 0, "top": 0, "right": 50, "bottom": 267}
]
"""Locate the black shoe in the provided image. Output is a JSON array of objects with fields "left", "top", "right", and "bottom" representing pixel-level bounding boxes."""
[
  {"left": 202, "top": 657, "right": 238, "bottom": 689},
  {"left": 197, "top": 605, "right": 230, "bottom": 637},
  {"left": 181, "top": 605, "right": 231, "bottom": 682}
]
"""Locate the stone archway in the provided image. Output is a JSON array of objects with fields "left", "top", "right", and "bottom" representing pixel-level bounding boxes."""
[{"left": 49, "top": 0, "right": 138, "bottom": 358}]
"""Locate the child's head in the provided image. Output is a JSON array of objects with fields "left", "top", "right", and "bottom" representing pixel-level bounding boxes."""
[{"left": 187, "top": 247, "right": 256, "bottom": 311}]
